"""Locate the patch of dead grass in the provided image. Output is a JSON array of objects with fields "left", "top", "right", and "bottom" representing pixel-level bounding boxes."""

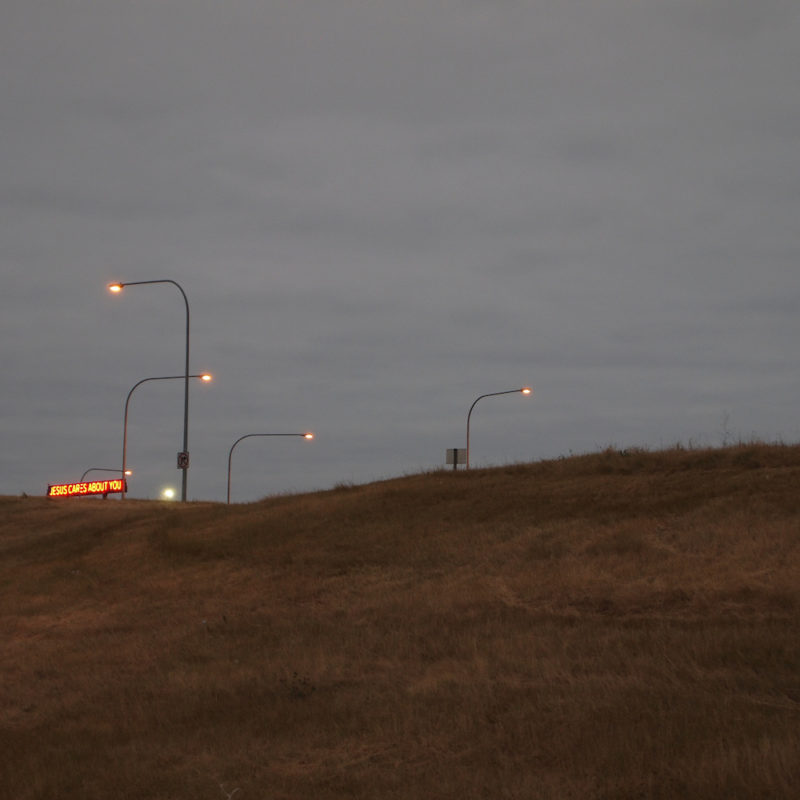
[{"left": 2, "top": 443, "right": 800, "bottom": 798}]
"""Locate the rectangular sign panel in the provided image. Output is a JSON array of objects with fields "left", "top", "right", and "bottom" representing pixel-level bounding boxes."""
[
  {"left": 446, "top": 448, "right": 467, "bottom": 465},
  {"left": 47, "top": 479, "right": 127, "bottom": 498}
]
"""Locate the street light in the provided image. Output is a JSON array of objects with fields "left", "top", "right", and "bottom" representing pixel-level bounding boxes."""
[
  {"left": 227, "top": 432, "right": 314, "bottom": 504},
  {"left": 466, "top": 387, "right": 532, "bottom": 469},
  {"left": 80, "top": 467, "right": 132, "bottom": 482},
  {"left": 122, "top": 373, "right": 212, "bottom": 499},
  {"left": 108, "top": 279, "right": 193, "bottom": 501}
]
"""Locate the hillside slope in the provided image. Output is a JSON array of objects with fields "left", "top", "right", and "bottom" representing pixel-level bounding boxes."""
[{"left": 2, "top": 444, "right": 800, "bottom": 799}]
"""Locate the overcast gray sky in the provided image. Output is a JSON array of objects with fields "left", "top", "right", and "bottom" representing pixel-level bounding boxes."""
[{"left": 2, "top": 0, "right": 799, "bottom": 502}]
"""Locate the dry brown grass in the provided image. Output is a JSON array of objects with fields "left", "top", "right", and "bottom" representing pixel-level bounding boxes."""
[{"left": 2, "top": 443, "right": 800, "bottom": 799}]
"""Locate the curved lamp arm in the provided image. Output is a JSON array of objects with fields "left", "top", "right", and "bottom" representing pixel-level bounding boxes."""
[
  {"left": 121, "top": 373, "right": 211, "bottom": 499},
  {"left": 109, "top": 279, "right": 191, "bottom": 501},
  {"left": 466, "top": 387, "right": 531, "bottom": 468},
  {"left": 227, "top": 433, "right": 314, "bottom": 504}
]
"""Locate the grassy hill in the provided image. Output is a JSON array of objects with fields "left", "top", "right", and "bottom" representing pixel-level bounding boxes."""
[{"left": 2, "top": 443, "right": 800, "bottom": 799}]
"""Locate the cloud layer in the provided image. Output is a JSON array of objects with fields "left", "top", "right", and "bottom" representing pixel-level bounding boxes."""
[{"left": 2, "top": 1, "right": 799, "bottom": 500}]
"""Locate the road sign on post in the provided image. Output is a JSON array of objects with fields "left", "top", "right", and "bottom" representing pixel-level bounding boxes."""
[
  {"left": 446, "top": 448, "right": 467, "bottom": 471},
  {"left": 177, "top": 451, "right": 189, "bottom": 469}
]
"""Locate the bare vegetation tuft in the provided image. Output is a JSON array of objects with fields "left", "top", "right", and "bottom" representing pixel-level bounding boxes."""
[{"left": 2, "top": 443, "right": 800, "bottom": 798}]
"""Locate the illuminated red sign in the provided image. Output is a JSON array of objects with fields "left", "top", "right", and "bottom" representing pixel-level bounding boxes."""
[{"left": 47, "top": 479, "right": 127, "bottom": 498}]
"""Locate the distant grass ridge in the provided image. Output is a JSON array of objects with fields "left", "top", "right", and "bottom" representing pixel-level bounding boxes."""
[{"left": 2, "top": 443, "right": 800, "bottom": 799}]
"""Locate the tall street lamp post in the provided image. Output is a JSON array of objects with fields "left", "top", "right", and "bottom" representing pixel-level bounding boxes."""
[
  {"left": 122, "top": 373, "right": 212, "bottom": 499},
  {"left": 227, "top": 432, "right": 314, "bottom": 504},
  {"left": 109, "top": 279, "right": 192, "bottom": 501},
  {"left": 466, "top": 387, "right": 532, "bottom": 469}
]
